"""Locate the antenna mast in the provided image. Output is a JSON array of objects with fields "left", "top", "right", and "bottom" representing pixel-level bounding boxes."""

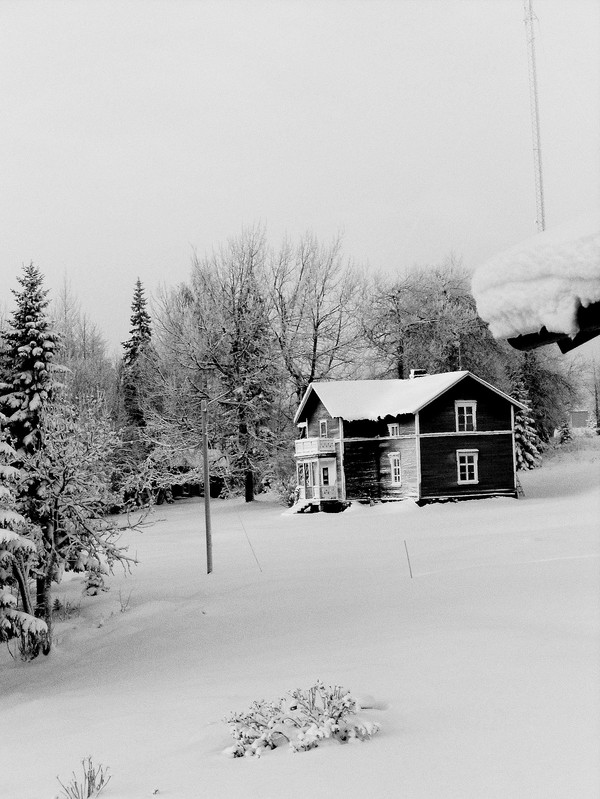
[{"left": 523, "top": 0, "right": 545, "bottom": 232}]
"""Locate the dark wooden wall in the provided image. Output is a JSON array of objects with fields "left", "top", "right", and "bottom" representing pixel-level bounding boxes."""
[
  {"left": 344, "top": 438, "right": 418, "bottom": 500},
  {"left": 344, "top": 440, "right": 380, "bottom": 499},
  {"left": 419, "top": 434, "right": 515, "bottom": 498},
  {"left": 418, "top": 376, "right": 512, "bottom": 434},
  {"left": 344, "top": 414, "right": 415, "bottom": 439}
]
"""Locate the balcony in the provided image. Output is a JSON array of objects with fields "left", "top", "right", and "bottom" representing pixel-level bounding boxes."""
[{"left": 294, "top": 437, "right": 336, "bottom": 457}]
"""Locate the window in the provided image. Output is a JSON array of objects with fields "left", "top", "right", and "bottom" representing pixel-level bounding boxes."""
[
  {"left": 389, "top": 453, "right": 402, "bottom": 485},
  {"left": 319, "top": 420, "right": 328, "bottom": 438},
  {"left": 456, "top": 450, "right": 479, "bottom": 484},
  {"left": 455, "top": 401, "right": 477, "bottom": 432},
  {"left": 322, "top": 466, "right": 329, "bottom": 485},
  {"left": 388, "top": 423, "right": 400, "bottom": 437},
  {"left": 298, "top": 463, "right": 310, "bottom": 486}
]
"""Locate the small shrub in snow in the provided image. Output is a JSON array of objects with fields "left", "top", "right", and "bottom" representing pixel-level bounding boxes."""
[
  {"left": 118, "top": 589, "right": 133, "bottom": 613},
  {"left": 52, "top": 597, "right": 82, "bottom": 621},
  {"left": 557, "top": 421, "right": 573, "bottom": 445},
  {"left": 224, "top": 681, "right": 380, "bottom": 758},
  {"left": 56, "top": 756, "right": 111, "bottom": 799}
]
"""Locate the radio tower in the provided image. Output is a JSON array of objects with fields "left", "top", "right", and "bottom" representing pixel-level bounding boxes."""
[{"left": 523, "top": 0, "right": 546, "bottom": 232}]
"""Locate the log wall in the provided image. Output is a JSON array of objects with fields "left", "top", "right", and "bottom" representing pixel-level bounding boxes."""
[
  {"left": 419, "top": 433, "right": 515, "bottom": 498},
  {"left": 344, "top": 437, "right": 418, "bottom": 500},
  {"left": 419, "top": 376, "right": 512, "bottom": 434}
]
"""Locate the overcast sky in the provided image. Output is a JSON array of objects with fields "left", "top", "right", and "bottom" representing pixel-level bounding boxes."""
[{"left": 1, "top": 0, "right": 599, "bottom": 353}]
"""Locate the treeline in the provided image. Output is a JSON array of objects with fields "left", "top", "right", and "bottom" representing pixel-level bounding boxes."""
[{"left": 0, "top": 229, "right": 583, "bottom": 657}]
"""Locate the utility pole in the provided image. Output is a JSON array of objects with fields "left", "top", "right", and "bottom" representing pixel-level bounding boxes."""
[
  {"left": 523, "top": 0, "right": 546, "bottom": 232},
  {"left": 201, "top": 399, "right": 212, "bottom": 574},
  {"left": 200, "top": 386, "right": 234, "bottom": 575}
]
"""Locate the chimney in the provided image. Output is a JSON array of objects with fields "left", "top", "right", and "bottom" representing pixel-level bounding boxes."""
[{"left": 409, "top": 369, "right": 428, "bottom": 379}]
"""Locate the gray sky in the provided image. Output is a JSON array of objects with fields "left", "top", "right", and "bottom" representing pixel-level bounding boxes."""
[{"left": 1, "top": 0, "right": 599, "bottom": 353}]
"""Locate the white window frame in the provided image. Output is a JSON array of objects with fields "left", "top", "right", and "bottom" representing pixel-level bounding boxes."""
[
  {"left": 388, "top": 453, "right": 402, "bottom": 485},
  {"left": 455, "top": 401, "right": 477, "bottom": 432},
  {"left": 388, "top": 423, "right": 400, "bottom": 437},
  {"left": 319, "top": 419, "right": 328, "bottom": 438},
  {"left": 456, "top": 449, "right": 479, "bottom": 484}
]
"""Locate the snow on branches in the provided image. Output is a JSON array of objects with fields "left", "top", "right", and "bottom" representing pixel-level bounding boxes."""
[{"left": 0, "top": 423, "right": 47, "bottom": 651}]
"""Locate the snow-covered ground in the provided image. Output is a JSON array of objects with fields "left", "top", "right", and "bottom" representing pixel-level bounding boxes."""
[{"left": 3, "top": 442, "right": 600, "bottom": 799}]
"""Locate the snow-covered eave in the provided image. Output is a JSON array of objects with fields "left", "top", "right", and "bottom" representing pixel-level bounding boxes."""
[
  {"left": 294, "top": 384, "right": 322, "bottom": 425},
  {"left": 294, "top": 372, "right": 526, "bottom": 424}
]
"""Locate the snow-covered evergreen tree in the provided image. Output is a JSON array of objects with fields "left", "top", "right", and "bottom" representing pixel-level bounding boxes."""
[
  {"left": 0, "top": 262, "right": 59, "bottom": 456},
  {"left": 0, "top": 418, "right": 47, "bottom": 653},
  {"left": 121, "top": 278, "right": 154, "bottom": 431},
  {"left": 512, "top": 377, "right": 543, "bottom": 470},
  {"left": 122, "top": 278, "right": 152, "bottom": 367}
]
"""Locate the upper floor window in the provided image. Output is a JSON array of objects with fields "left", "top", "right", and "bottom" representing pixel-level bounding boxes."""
[
  {"left": 455, "top": 401, "right": 477, "bottom": 432},
  {"left": 388, "top": 423, "right": 400, "bottom": 437},
  {"left": 319, "top": 419, "right": 328, "bottom": 438},
  {"left": 456, "top": 449, "right": 479, "bottom": 484},
  {"left": 389, "top": 453, "right": 402, "bottom": 485}
]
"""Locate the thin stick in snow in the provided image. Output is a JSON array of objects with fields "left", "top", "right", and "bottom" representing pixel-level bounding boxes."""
[
  {"left": 238, "top": 515, "right": 263, "bottom": 572},
  {"left": 404, "top": 539, "right": 413, "bottom": 579}
]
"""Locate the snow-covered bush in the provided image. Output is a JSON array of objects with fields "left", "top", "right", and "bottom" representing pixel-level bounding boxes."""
[{"left": 223, "top": 681, "right": 380, "bottom": 757}]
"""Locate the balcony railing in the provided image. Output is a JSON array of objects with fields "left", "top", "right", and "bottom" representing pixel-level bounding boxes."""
[{"left": 294, "top": 437, "right": 336, "bottom": 457}]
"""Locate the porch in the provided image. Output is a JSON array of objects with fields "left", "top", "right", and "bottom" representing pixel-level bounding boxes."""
[{"left": 296, "top": 455, "right": 340, "bottom": 503}]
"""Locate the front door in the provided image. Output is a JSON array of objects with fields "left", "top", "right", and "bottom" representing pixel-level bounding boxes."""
[
  {"left": 316, "top": 458, "right": 338, "bottom": 500},
  {"left": 298, "top": 461, "right": 314, "bottom": 499}
]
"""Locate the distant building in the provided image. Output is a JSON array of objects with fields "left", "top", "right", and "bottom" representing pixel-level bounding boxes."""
[
  {"left": 294, "top": 371, "right": 526, "bottom": 508},
  {"left": 569, "top": 409, "right": 589, "bottom": 429}
]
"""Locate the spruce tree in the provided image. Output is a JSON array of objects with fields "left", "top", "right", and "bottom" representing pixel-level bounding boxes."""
[
  {"left": 0, "top": 263, "right": 59, "bottom": 456},
  {"left": 0, "top": 264, "right": 60, "bottom": 653},
  {"left": 0, "top": 420, "right": 47, "bottom": 655},
  {"left": 121, "top": 278, "right": 153, "bottom": 429},
  {"left": 123, "top": 278, "right": 152, "bottom": 366},
  {"left": 512, "top": 377, "right": 543, "bottom": 470}
]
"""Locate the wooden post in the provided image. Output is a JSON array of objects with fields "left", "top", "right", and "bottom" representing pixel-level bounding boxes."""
[
  {"left": 404, "top": 539, "right": 413, "bottom": 579},
  {"left": 202, "top": 399, "right": 213, "bottom": 574}
]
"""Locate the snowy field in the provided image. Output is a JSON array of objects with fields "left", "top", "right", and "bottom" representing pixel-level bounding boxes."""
[{"left": 2, "top": 441, "right": 599, "bottom": 799}]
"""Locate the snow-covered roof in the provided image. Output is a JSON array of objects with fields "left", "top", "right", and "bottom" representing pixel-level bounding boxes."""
[
  {"left": 471, "top": 210, "right": 600, "bottom": 341},
  {"left": 294, "top": 371, "right": 524, "bottom": 423}
]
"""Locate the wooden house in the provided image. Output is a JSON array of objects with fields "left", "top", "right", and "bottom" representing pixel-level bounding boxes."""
[{"left": 293, "top": 370, "right": 526, "bottom": 507}]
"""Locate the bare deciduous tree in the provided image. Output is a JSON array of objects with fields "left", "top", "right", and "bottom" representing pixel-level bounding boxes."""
[{"left": 267, "top": 233, "right": 365, "bottom": 403}]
